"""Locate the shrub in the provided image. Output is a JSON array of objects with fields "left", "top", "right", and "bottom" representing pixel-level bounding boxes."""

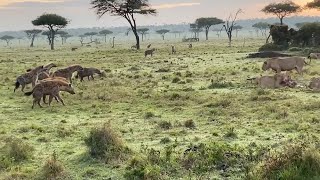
[
  {"left": 208, "top": 80, "right": 233, "bottom": 89},
  {"left": 144, "top": 112, "right": 155, "bottom": 119},
  {"left": 84, "top": 122, "right": 129, "bottom": 162},
  {"left": 223, "top": 127, "right": 237, "bottom": 139},
  {"left": 172, "top": 77, "right": 181, "bottom": 83},
  {"left": 158, "top": 121, "right": 172, "bottom": 130},
  {"left": 184, "top": 120, "right": 196, "bottom": 129},
  {"left": 250, "top": 144, "right": 320, "bottom": 180},
  {"left": 3, "top": 138, "right": 34, "bottom": 162},
  {"left": 160, "top": 137, "right": 171, "bottom": 144},
  {"left": 258, "top": 43, "right": 287, "bottom": 52},
  {"left": 40, "top": 152, "right": 67, "bottom": 180}
]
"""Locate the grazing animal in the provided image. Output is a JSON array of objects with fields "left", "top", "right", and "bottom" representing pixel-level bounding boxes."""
[
  {"left": 145, "top": 48, "right": 156, "bottom": 57},
  {"left": 24, "top": 79, "right": 75, "bottom": 109},
  {"left": 248, "top": 73, "right": 294, "bottom": 88},
  {"left": 308, "top": 53, "right": 320, "bottom": 61},
  {"left": 147, "top": 44, "right": 152, "bottom": 48},
  {"left": 189, "top": 44, "right": 193, "bottom": 49},
  {"left": 75, "top": 67, "right": 102, "bottom": 82},
  {"left": 52, "top": 65, "right": 83, "bottom": 83},
  {"left": 262, "top": 57, "right": 309, "bottom": 74},
  {"left": 14, "top": 65, "right": 45, "bottom": 92},
  {"left": 171, "top": 45, "right": 176, "bottom": 55},
  {"left": 308, "top": 77, "right": 320, "bottom": 90}
]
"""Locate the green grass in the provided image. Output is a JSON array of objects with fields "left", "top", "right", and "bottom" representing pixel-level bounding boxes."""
[{"left": 0, "top": 38, "right": 319, "bottom": 179}]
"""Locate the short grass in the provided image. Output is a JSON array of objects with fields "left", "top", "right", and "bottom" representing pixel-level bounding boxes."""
[{"left": 0, "top": 38, "right": 319, "bottom": 179}]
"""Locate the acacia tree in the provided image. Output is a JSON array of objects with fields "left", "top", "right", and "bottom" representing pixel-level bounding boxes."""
[
  {"left": 261, "top": 1, "right": 301, "bottom": 25},
  {"left": 42, "top": 31, "right": 52, "bottom": 45},
  {"left": 99, "top": 29, "right": 113, "bottom": 43},
  {"left": 195, "top": 17, "right": 224, "bottom": 40},
  {"left": 190, "top": 23, "right": 202, "bottom": 39},
  {"left": 25, "top": 29, "right": 42, "bottom": 47},
  {"left": 306, "top": 0, "right": 320, "bottom": 9},
  {"left": 137, "top": 28, "right": 149, "bottom": 42},
  {"left": 0, "top": 35, "right": 15, "bottom": 46},
  {"left": 156, "top": 29, "right": 170, "bottom": 40},
  {"left": 233, "top": 25, "right": 243, "bottom": 37},
  {"left": 223, "top": 9, "right": 243, "bottom": 47},
  {"left": 90, "top": 0, "right": 156, "bottom": 50},
  {"left": 56, "top": 31, "right": 69, "bottom": 45},
  {"left": 171, "top": 31, "right": 182, "bottom": 38},
  {"left": 84, "top": 32, "right": 98, "bottom": 42},
  {"left": 32, "top": 14, "right": 68, "bottom": 50},
  {"left": 252, "top": 22, "right": 269, "bottom": 37}
]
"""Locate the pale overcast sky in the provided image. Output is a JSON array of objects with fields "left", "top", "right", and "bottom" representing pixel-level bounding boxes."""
[{"left": 0, "top": 0, "right": 318, "bottom": 31}]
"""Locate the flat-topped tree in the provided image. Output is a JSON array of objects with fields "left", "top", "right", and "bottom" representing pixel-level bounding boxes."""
[
  {"left": 25, "top": 29, "right": 42, "bottom": 47},
  {"left": 91, "top": 0, "right": 157, "bottom": 50},
  {"left": 233, "top": 25, "right": 243, "bottom": 37},
  {"left": 252, "top": 22, "right": 269, "bottom": 36},
  {"left": 32, "top": 14, "right": 68, "bottom": 50},
  {"left": 99, "top": 30, "right": 113, "bottom": 43},
  {"left": 262, "top": 1, "right": 301, "bottom": 25},
  {"left": 306, "top": 0, "right": 320, "bottom": 9},
  {"left": 190, "top": 23, "right": 202, "bottom": 39},
  {"left": 84, "top": 32, "right": 98, "bottom": 42},
  {"left": 156, "top": 29, "right": 170, "bottom": 40},
  {"left": 42, "top": 31, "right": 52, "bottom": 45},
  {"left": 171, "top": 31, "right": 182, "bottom": 38},
  {"left": 0, "top": 35, "right": 15, "bottom": 46},
  {"left": 56, "top": 31, "right": 69, "bottom": 45},
  {"left": 137, "top": 28, "right": 149, "bottom": 42},
  {"left": 195, "top": 17, "right": 224, "bottom": 40}
]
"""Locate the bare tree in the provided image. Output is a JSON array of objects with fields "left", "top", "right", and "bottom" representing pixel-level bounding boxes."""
[{"left": 223, "top": 9, "right": 243, "bottom": 47}]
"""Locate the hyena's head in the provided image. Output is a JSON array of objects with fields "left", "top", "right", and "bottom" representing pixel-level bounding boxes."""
[{"left": 60, "top": 84, "right": 75, "bottom": 94}]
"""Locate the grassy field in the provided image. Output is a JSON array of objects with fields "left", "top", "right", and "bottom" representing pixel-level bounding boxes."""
[{"left": 0, "top": 38, "right": 320, "bottom": 179}]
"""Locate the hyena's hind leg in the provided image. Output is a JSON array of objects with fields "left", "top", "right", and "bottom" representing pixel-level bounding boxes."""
[{"left": 56, "top": 93, "right": 65, "bottom": 106}]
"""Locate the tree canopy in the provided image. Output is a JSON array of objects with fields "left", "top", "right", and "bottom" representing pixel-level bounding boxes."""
[
  {"left": 261, "top": 1, "right": 301, "bottom": 25},
  {"left": 0, "top": 35, "right": 15, "bottom": 46},
  {"left": 195, "top": 17, "right": 224, "bottom": 40},
  {"left": 156, "top": 29, "right": 170, "bottom": 40},
  {"left": 90, "top": 0, "right": 156, "bottom": 50},
  {"left": 137, "top": 28, "right": 149, "bottom": 41},
  {"left": 24, "top": 29, "right": 42, "bottom": 47},
  {"left": 32, "top": 14, "right": 69, "bottom": 50},
  {"left": 99, "top": 30, "right": 113, "bottom": 43},
  {"left": 306, "top": 0, "right": 320, "bottom": 9}
]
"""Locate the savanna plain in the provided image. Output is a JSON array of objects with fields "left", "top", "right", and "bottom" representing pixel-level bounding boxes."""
[{"left": 0, "top": 38, "right": 320, "bottom": 179}]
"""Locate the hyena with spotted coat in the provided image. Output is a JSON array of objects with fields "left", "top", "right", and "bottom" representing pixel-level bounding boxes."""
[
  {"left": 145, "top": 48, "right": 156, "bottom": 57},
  {"left": 75, "top": 68, "right": 102, "bottom": 81},
  {"left": 14, "top": 65, "right": 45, "bottom": 92},
  {"left": 25, "top": 79, "right": 75, "bottom": 109},
  {"left": 52, "top": 65, "right": 83, "bottom": 83}
]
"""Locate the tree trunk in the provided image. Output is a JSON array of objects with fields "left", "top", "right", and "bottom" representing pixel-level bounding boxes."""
[
  {"left": 112, "top": 37, "right": 115, "bottom": 48},
  {"left": 205, "top": 28, "right": 209, "bottom": 40},
  {"left": 6, "top": 40, "right": 9, "bottom": 46},
  {"left": 162, "top": 35, "right": 164, "bottom": 40},
  {"left": 228, "top": 33, "right": 232, "bottom": 47},
  {"left": 280, "top": 18, "right": 283, "bottom": 25},
  {"left": 30, "top": 35, "right": 35, "bottom": 47},
  {"left": 105, "top": 35, "right": 107, "bottom": 43},
  {"left": 50, "top": 31, "right": 55, "bottom": 50},
  {"left": 133, "top": 30, "right": 140, "bottom": 50}
]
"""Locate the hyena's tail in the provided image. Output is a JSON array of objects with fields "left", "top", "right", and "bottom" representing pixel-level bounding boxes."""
[
  {"left": 24, "top": 90, "right": 33, "bottom": 96},
  {"left": 14, "top": 81, "right": 20, "bottom": 92}
]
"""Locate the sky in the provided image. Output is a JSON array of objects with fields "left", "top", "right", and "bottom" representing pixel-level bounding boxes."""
[{"left": 0, "top": 0, "right": 319, "bottom": 31}]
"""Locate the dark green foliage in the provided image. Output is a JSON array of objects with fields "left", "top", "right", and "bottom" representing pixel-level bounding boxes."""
[
  {"left": 84, "top": 122, "right": 129, "bottom": 162},
  {"left": 288, "top": 47, "right": 302, "bottom": 51},
  {"left": 306, "top": 0, "right": 320, "bottom": 9},
  {"left": 0, "top": 35, "right": 15, "bottom": 46},
  {"left": 293, "top": 22, "right": 320, "bottom": 47},
  {"left": 269, "top": 25, "right": 290, "bottom": 46},
  {"left": 208, "top": 79, "right": 234, "bottom": 89},
  {"left": 144, "top": 112, "right": 155, "bottom": 119},
  {"left": 156, "top": 29, "right": 170, "bottom": 40},
  {"left": 223, "top": 127, "right": 237, "bottom": 139}
]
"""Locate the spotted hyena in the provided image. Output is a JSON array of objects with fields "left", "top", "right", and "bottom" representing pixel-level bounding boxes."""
[
  {"left": 24, "top": 79, "right": 75, "bottom": 109},
  {"left": 52, "top": 65, "right": 83, "bottom": 83},
  {"left": 145, "top": 48, "right": 156, "bottom": 57},
  {"left": 75, "top": 68, "right": 102, "bottom": 81},
  {"left": 14, "top": 65, "right": 45, "bottom": 92}
]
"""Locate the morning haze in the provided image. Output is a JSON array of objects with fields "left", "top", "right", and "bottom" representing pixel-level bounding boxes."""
[{"left": 1, "top": 0, "right": 320, "bottom": 179}]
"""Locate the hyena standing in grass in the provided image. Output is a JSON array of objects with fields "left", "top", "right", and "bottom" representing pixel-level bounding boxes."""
[
  {"left": 171, "top": 45, "right": 176, "bottom": 55},
  {"left": 75, "top": 68, "right": 102, "bottom": 82},
  {"left": 14, "top": 65, "right": 45, "bottom": 92},
  {"left": 145, "top": 48, "right": 156, "bottom": 57},
  {"left": 52, "top": 65, "right": 83, "bottom": 83},
  {"left": 27, "top": 63, "right": 57, "bottom": 82},
  {"left": 24, "top": 79, "right": 75, "bottom": 109}
]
